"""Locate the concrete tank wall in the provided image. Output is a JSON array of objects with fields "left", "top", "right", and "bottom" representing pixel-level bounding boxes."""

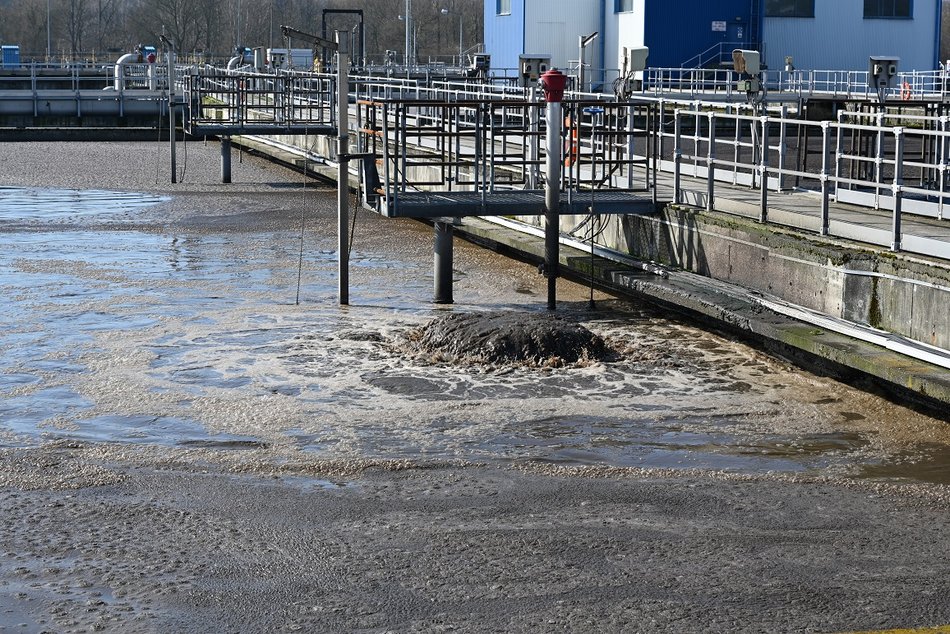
[{"left": 244, "top": 131, "right": 950, "bottom": 356}]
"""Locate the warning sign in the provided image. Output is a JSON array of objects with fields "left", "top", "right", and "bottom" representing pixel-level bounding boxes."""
[{"left": 712, "top": 20, "right": 727, "bottom": 32}]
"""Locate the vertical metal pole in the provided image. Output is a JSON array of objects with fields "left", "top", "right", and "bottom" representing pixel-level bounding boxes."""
[
  {"left": 338, "top": 40, "right": 351, "bottom": 305},
  {"left": 626, "top": 103, "right": 635, "bottom": 190},
  {"left": 221, "top": 137, "right": 232, "bottom": 183},
  {"left": 778, "top": 104, "right": 788, "bottom": 191},
  {"left": 759, "top": 115, "right": 769, "bottom": 223},
  {"left": 578, "top": 36, "right": 586, "bottom": 95},
  {"left": 706, "top": 111, "right": 715, "bottom": 211},
  {"left": 404, "top": 0, "right": 411, "bottom": 65},
  {"left": 434, "top": 221, "right": 454, "bottom": 304},
  {"left": 528, "top": 87, "right": 539, "bottom": 189},
  {"left": 874, "top": 110, "right": 884, "bottom": 209},
  {"left": 673, "top": 109, "right": 682, "bottom": 204},
  {"left": 892, "top": 127, "right": 904, "bottom": 252},
  {"left": 545, "top": 100, "right": 563, "bottom": 311},
  {"left": 820, "top": 122, "right": 831, "bottom": 236},
  {"left": 169, "top": 51, "right": 177, "bottom": 184},
  {"left": 834, "top": 111, "right": 844, "bottom": 203}
]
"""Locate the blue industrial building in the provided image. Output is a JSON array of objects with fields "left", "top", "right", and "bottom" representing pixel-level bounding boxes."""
[{"left": 484, "top": 0, "right": 941, "bottom": 79}]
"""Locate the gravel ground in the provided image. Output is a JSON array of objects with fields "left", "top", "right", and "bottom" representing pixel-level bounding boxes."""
[{"left": 2, "top": 140, "right": 949, "bottom": 633}]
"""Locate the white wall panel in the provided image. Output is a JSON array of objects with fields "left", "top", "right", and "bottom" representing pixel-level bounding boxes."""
[{"left": 764, "top": 0, "right": 939, "bottom": 72}]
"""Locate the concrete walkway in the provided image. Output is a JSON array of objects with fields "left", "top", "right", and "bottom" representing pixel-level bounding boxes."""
[{"left": 659, "top": 166, "right": 950, "bottom": 261}]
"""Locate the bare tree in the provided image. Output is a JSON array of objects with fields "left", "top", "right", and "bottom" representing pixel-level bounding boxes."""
[
  {"left": 0, "top": 0, "right": 482, "bottom": 61},
  {"left": 63, "top": 0, "right": 90, "bottom": 55},
  {"left": 132, "top": 0, "right": 205, "bottom": 53},
  {"left": 92, "top": 0, "right": 125, "bottom": 53}
]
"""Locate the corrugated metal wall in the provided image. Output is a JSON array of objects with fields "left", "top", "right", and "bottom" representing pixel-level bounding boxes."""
[
  {"left": 524, "top": 0, "right": 600, "bottom": 73},
  {"left": 645, "top": 0, "right": 755, "bottom": 68},
  {"left": 763, "top": 0, "right": 940, "bottom": 71},
  {"left": 484, "top": 0, "right": 526, "bottom": 72},
  {"left": 605, "top": 0, "right": 647, "bottom": 70}
]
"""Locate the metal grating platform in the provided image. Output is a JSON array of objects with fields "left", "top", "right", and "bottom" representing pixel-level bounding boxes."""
[{"left": 377, "top": 190, "right": 658, "bottom": 219}]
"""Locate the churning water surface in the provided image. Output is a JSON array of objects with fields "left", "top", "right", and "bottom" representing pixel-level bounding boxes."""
[{"left": 2, "top": 149, "right": 949, "bottom": 485}]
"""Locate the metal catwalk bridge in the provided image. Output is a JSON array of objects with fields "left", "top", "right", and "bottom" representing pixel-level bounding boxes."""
[
  {"left": 4, "top": 62, "right": 950, "bottom": 261},
  {"left": 172, "top": 66, "right": 950, "bottom": 263}
]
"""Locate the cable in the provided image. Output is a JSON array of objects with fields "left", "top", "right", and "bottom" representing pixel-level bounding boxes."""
[
  {"left": 295, "top": 126, "right": 311, "bottom": 306},
  {"left": 347, "top": 170, "right": 361, "bottom": 262},
  {"left": 177, "top": 121, "right": 188, "bottom": 182}
]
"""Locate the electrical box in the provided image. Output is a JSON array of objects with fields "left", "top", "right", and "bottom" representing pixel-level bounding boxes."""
[
  {"left": 471, "top": 54, "right": 491, "bottom": 72},
  {"left": 1, "top": 45, "right": 21, "bottom": 69},
  {"left": 732, "top": 49, "right": 760, "bottom": 75},
  {"left": 519, "top": 55, "right": 551, "bottom": 88},
  {"left": 253, "top": 47, "right": 266, "bottom": 72},
  {"left": 625, "top": 47, "right": 649, "bottom": 73},
  {"left": 737, "top": 79, "right": 760, "bottom": 93},
  {"left": 267, "top": 48, "right": 314, "bottom": 70},
  {"left": 869, "top": 56, "right": 899, "bottom": 90}
]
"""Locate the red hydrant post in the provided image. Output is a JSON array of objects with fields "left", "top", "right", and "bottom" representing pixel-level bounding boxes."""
[{"left": 540, "top": 68, "right": 567, "bottom": 310}]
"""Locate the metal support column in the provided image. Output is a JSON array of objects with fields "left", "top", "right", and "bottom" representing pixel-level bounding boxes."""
[
  {"left": 706, "top": 112, "right": 715, "bottom": 211},
  {"left": 541, "top": 69, "right": 567, "bottom": 312},
  {"left": 673, "top": 110, "right": 682, "bottom": 204},
  {"left": 434, "top": 221, "right": 454, "bottom": 304},
  {"left": 892, "top": 127, "right": 904, "bottom": 252},
  {"left": 168, "top": 49, "right": 177, "bottom": 184},
  {"left": 820, "top": 121, "right": 831, "bottom": 236},
  {"left": 221, "top": 136, "right": 231, "bottom": 183},
  {"left": 759, "top": 116, "right": 769, "bottom": 223},
  {"left": 337, "top": 39, "right": 351, "bottom": 305}
]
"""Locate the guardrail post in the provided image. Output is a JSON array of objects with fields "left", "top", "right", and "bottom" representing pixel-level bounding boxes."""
[
  {"left": 759, "top": 115, "right": 769, "bottom": 223},
  {"left": 706, "top": 111, "right": 715, "bottom": 211},
  {"left": 874, "top": 110, "right": 884, "bottom": 209},
  {"left": 834, "top": 110, "right": 844, "bottom": 203},
  {"left": 31, "top": 63, "right": 38, "bottom": 118},
  {"left": 528, "top": 87, "right": 539, "bottom": 189},
  {"left": 892, "top": 127, "right": 904, "bottom": 252},
  {"left": 820, "top": 121, "right": 831, "bottom": 235},
  {"left": 673, "top": 109, "right": 682, "bottom": 204},
  {"left": 777, "top": 104, "right": 788, "bottom": 191},
  {"left": 168, "top": 50, "right": 177, "bottom": 184},
  {"left": 382, "top": 102, "right": 391, "bottom": 205},
  {"left": 939, "top": 115, "right": 948, "bottom": 221}
]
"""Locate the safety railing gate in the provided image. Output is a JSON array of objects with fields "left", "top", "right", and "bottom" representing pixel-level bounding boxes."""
[{"left": 355, "top": 97, "right": 656, "bottom": 214}]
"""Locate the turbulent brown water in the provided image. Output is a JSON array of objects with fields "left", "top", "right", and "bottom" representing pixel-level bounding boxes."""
[{"left": 1, "top": 141, "right": 949, "bottom": 483}]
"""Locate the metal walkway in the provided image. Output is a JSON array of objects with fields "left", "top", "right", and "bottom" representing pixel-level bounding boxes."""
[{"left": 4, "top": 62, "right": 950, "bottom": 260}]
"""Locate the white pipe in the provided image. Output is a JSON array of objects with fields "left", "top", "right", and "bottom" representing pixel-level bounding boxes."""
[
  {"left": 113, "top": 53, "right": 137, "bottom": 91},
  {"left": 227, "top": 55, "right": 242, "bottom": 71}
]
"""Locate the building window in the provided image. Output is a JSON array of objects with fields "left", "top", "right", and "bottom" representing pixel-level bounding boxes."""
[
  {"left": 764, "top": 0, "right": 815, "bottom": 17},
  {"left": 497, "top": 0, "right": 511, "bottom": 15},
  {"left": 616, "top": 0, "right": 634, "bottom": 12},
  {"left": 864, "top": 0, "right": 912, "bottom": 18}
]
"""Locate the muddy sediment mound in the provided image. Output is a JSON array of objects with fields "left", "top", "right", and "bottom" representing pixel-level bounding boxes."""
[{"left": 411, "top": 311, "right": 609, "bottom": 366}]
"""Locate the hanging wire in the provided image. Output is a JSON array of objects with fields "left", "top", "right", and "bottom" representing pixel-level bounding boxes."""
[
  {"left": 178, "top": 123, "right": 188, "bottom": 182},
  {"left": 295, "top": 125, "right": 312, "bottom": 305}
]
